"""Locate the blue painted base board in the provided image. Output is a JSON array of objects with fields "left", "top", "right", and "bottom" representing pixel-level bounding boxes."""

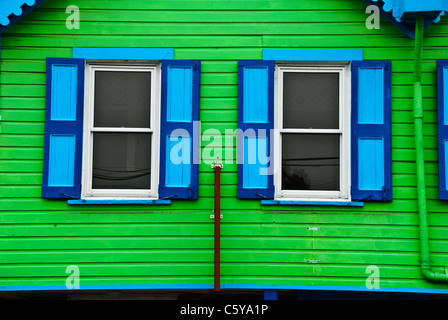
[{"left": 1, "top": 284, "right": 447, "bottom": 295}]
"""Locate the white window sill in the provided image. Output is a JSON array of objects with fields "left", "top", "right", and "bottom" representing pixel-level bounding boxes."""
[
  {"left": 261, "top": 200, "right": 364, "bottom": 207},
  {"left": 67, "top": 199, "right": 171, "bottom": 205}
]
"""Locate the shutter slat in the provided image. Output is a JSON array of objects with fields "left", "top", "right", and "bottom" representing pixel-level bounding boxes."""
[
  {"left": 351, "top": 61, "right": 392, "bottom": 202},
  {"left": 42, "top": 58, "right": 85, "bottom": 199},
  {"left": 437, "top": 60, "right": 448, "bottom": 200},
  {"left": 159, "top": 60, "right": 200, "bottom": 200},
  {"left": 237, "top": 60, "right": 275, "bottom": 199}
]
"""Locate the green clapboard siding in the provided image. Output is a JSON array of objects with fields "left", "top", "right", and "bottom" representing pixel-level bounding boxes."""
[{"left": 1, "top": 0, "right": 448, "bottom": 292}]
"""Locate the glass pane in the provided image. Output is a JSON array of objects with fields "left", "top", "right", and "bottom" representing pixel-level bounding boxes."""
[
  {"left": 94, "top": 71, "right": 151, "bottom": 128},
  {"left": 282, "top": 134, "right": 340, "bottom": 191},
  {"left": 283, "top": 72, "right": 339, "bottom": 129},
  {"left": 92, "top": 133, "right": 151, "bottom": 190}
]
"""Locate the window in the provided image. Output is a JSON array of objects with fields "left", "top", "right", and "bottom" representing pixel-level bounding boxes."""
[
  {"left": 42, "top": 53, "right": 200, "bottom": 202},
  {"left": 237, "top": 57, "right": 391, "bottom": 203},
  {"left": 274, "top": 65, "right": 351, "bottom": 200},
  {"left": 82, "top": 63, "right": 160, "bottom": 199}
]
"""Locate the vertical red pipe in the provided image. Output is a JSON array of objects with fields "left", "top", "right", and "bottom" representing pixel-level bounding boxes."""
[{"left": 213, "top": 164, "right": 222, "bottom": 292}]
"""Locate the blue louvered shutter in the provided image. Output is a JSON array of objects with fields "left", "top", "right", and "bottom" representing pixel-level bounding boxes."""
[
  {"left": 437, "top": 60, "right": 448, "bottom": 200},
  {"left": 237, "top": 60, "right": 275, "bottom": 199},
  {"left": 42, "top": 58, "right": 85, "bottom": 199},
  {"left": 351, "top": 61, "right": 392, "bottom": 201},
  {"left": 159, "top": 60, "right": 200, "bottom": 200}
]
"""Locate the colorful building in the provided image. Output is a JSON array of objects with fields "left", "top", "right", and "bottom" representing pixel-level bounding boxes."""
[{"left": 1, "top": 0, "right": 448, "bottom": 299}]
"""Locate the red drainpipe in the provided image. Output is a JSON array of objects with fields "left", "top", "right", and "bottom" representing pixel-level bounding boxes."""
[{"left": 212, "top": 158, "right": 223, "bottom": 292}]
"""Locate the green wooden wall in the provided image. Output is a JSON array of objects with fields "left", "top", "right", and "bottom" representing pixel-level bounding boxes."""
[{"left": 1, "top": 0, "right": 448, "bottom": 292}]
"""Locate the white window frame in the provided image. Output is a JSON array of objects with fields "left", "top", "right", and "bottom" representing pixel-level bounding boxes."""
[
  {"left": 82, "top": 62, "right": 161, "bottom": 200},
  {"left": 274, "top": 63, "right": 351, "bottom": 201}
]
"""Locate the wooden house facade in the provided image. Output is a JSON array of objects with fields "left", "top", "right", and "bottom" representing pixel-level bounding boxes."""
[{"left": 1, "top": 0, "right": 448, "bottom": 299}]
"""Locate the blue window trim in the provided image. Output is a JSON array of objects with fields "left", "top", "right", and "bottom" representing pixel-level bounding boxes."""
[
  {"left": 72, "top": 47, "right": 174, "bottom": 60},
  {"left": 261, "top": 200, "right": 364, "bottom": 207},
  {"left": 437, "top": 60, "right": 448, "bottom": 200},
  {"left": 68, "top": 199, "right": 171, "bottom": 205},
  {"left": 263, "top": 49, "right": 363, "bottom": 61}
]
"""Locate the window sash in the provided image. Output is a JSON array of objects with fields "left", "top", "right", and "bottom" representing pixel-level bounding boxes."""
[
  {"left": 274, "top": 65, "right": 351, "bottom": 200},
  {"left": 82, "top": 64, "right": 161, "bottom": 199}
]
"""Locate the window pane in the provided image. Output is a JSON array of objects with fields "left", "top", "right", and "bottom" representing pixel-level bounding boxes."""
[
  {"left": 94, "top": 71, "right": 151, "bottom": 128},
  {"left": 92, "top": 133, "right": 151, "bottom": 190},
  {"left": 282, "top": 134, "right": 340, "bottom": 191},
  {"left": 283, "top": 72, "right": 339, "bottom": 129}
]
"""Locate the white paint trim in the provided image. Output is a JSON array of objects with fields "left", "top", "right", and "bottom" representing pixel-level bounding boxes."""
[
  {"left": 274, "top": 64, "right": 351, "bottom": 201},
  {"left": 81, "top": 63, "right": 161, "bottom": 199}
]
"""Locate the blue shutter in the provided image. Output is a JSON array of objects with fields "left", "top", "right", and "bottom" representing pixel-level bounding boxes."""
[
  {"left": 237, "top": 60, "right": 275, "bottom": 199},
  {"left": 159, "top": 60, "right": 200, "bottom": 200},
  {"left": 437, "top": 60, "right": 448, "bottom": 200},
  {"left": 351, "top": 61, "right": 392, "bottom": 201},
  {"left": 42, "top": 58, "right": 85, "bottom": 199}
]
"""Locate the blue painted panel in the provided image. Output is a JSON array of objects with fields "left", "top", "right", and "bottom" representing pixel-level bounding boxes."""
[
  {"left": 444, "top": 67, "right": 448, "bottom": 126},
  {"left": 48, "top": 135, "right": 75, "bottom": 187},
  {"left": 397, "top": 0, "right": 444, "bottom": 19},
  {"left": 167, "top": 66, "right": 193, "bottom": 122},
  {"left": 166, "top": 135, "right": 191, "bottom": 187},
  {"left": 399, "top": 0, "right": 444, "bottom": 12},
  {"left": 437, "top": 60, "right": 448, "bottom": 200},
  {"left": 42, "top": 58, "right": 85, "bottom": 199},
  {"left": 263, "top": 49, "right": 363, "bottom": 61},
  {"left": 72, "top": 47, "right": 173, "bottom": 60},
  {"left": 358, "top": 68, "right": 384, "bottom": 124},
  {"left": 50, "top": 64, "right": 77, "bottom": 121},
  {"left": 445, "top": 140, "right": 448, "bottom": 190},
  {"left": 358, "top": 138, "right": 384, "bottom": 191},
  {"left": 243, "top": 67, "right": 268, "bottom": 123},
  {"left": 243, "top": 137, "right": 268, "bottom": 189},
  {"left": 237, "top": 60, "right": 275, "bottom": 199},
  {"left": 159, "top": 60, "right": 200, "bottom": 199},
  {"left": 351, "top": 61, "right": 392, "bottom": 202}
]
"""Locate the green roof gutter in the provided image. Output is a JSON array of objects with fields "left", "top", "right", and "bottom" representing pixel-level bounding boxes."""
[{"left": 414, "top": 15, "right": 448, "bottom": 283}]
